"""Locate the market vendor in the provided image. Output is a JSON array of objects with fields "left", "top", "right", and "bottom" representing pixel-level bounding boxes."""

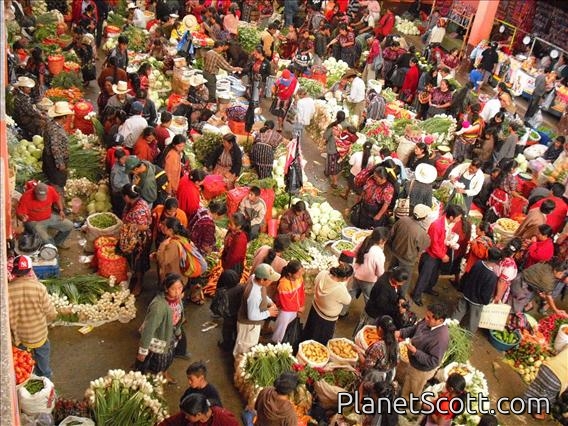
[
  {"left": 509, "top": 257, "right": 568, "bottom": 317},
  {"left": 278, "top": 201, "right": 313, "bottom": 242},
  {"left": 206, "top": 133, "right": 242, "bottom": 189},
  {"left": 396, "top": 303, "right": 450, "bottom": 411},
  {"left": 203, "top": 40, "right": 243, "bottom": 102},
  {"left": 238, "top": 186, "right": 266, "bottom": 240},
  {"left": 16, "top": 182, "right": 74, "bottom": 249},
  {"left": 105, "top": 35, "right": 129, "bottom": 70},
  {"left": 12, "top": 76, "right": 44, "bottom": 138},
  {"left": 448, "top": 159, "right": 484, "bottom": 213},
  {"left": 514, "top": 199, "right": 556, "bottom": 240},
  {"left": 172, "top": 73, "right": 209, "bottom": 118}
]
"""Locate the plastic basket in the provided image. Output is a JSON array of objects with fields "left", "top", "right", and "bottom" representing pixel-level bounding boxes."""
[{"left": 488, "top": 330, "right": 521, "bottom": 352}]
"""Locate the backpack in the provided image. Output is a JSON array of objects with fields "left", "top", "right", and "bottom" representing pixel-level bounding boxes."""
[
  {"left": 210, "top": 288, "right": 231, "bottom": 318},
  {"left": 175, "top": 237, "right": 208, "bottom": 278}
]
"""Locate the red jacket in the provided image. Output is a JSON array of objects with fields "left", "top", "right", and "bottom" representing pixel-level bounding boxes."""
[
  {"left": 374, "top": 12, "right": 395, "bottom": 38},
  {"left": 530, "top": 196, "right": 567, "bottom": 233},
  {"left": 426, "top": 216, "right": 448, "bottom": 260},
  {"left": 158, "top": 406, "right": 239, "bottom": 426},
  {"left": 401, "top": 64, "right": 420, "bottom": 99},
  {"left": 221, "top": 230, "right": 248, "bottom": 270},
  {"left": 525, "top": 239, "right": 554, "bottom": 269},
  {"left": 105, "top": 147, "right": 131, "bottom": 173}
]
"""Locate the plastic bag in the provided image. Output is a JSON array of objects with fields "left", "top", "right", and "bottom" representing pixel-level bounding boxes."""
[
  {"left": 527, "top": 109, "right": 543, "bottom": 129},
  {"left": 18, "top": 375, "right": 56, "bottom": 415},
  {"left": 59, "top": 417, "right": 95, "bottom": 426},
  {"left": 20, "top": 413, "right": 54, "bottom": 426}
]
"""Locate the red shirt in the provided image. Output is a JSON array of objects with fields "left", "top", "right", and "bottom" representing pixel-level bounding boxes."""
[
  {"left": 105, "top": 147, "right": 131, "bottom": 173},
  {"left": 133, "top": 137, "right": 158, "bottom": 163},
  {"left": 374, "top": 12, "right": 395, "bottom": 38},
  {"left": 401, "top": 64, "right": 420, "bottom": 95},
  {"left": 16, "top": 186, "right": 60, "bottom": 222},
  {"left": 426, "top": 215, "right": 448, "bottom": 260},
  {"left": 525, "top": 239, "right": 555, "bottom": 269},
  {"left": 530, "top": 196, "right": 567, "bottom": 233},
  {"left": 155, "top": 125, "right": 172, "bottom": 152},
  {"left": 221, "top": 230, "right": 248, "bottom": 270}
]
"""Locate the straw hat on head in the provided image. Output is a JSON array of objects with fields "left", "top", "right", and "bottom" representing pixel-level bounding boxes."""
[
  {"left": 189, "top": 74, "right": 207, "bottom": 87},
  {"left": 127, "top": 2, "right": 137, "bottom": 10},
  {"left": 342, "top": 69, "right": 359, "bottom": 79},
  {"left": 415, "top": 163, "right": 438, "bottom": 184},
  {"left": 47, "top": 101, "right": 74, "bottom": 118},
  {"left": 112, "top": 80, "right": 129, "bottom": 95},
  {"left": 436, "top": 145, "right": 451, "bottom": 153},
  {"left": 15, "top": 76, "right": 36, "bottom": 88},
  {"left": 81, "top": 33, "right": 94, "bottom": 44},
  {"left": 169, "top": 13, "right": 179, "bottom": 20},
  {"left": 413, "top": 204, "right": 432, "bottom": 220},
  {"left": 182, "top": 14, "right": 198, "bottom": 30}
]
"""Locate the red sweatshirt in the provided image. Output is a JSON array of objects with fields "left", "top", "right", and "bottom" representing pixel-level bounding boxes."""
[
  {"left": 525, "top": 239, "right": 554, "bottom": 269},
  {"left": 221, "top": 230, "right": 248, "bottom": 270},
  {"left": 426, "top": 216, "right": 448, "bottom": 260},
  {"left": 177, "top": 176, "right": 201, "bottom": 219}
]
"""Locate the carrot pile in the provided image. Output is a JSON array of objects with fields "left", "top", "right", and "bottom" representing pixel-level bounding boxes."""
[{"left": 45, "top": 87, "right": 83, "bottom": 103}]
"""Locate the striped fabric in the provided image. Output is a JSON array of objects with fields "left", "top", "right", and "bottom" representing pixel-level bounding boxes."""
[
  {"left": 523, "top": 365, "right": 561, "bottom": 411},
  {"left": 8, "top": 276, "right": 57, "bottom": 347}
]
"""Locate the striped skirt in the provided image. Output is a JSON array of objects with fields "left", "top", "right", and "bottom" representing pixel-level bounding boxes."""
[
  {"left": 325, "top": 153, "right": 341, "bottom": 177},
  {"left": 523, "top": 365, "right": 561, "bottom": 411}
]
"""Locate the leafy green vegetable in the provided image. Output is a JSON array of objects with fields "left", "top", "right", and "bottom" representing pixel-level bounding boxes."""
[
  {"left": 89, "top": 213, "right": 118, "bottom": 229},
  {"left": 419, "top": 116, "right": 454, "bottom": 135},
  {"left": 24, "top": 379, "right": 45, "bottom": 395},
  {"left": 192, "top": 132, "right": 223, "bottom": 165},
  {"left": 238, "top": 24, "right": 261, "bottom": 53},
  {"left": 441, "top": 323, "right": 474, "bottom": 367},
  {"left": 51, "top": 71, "right": 83, "bottom": 89},
  {"left": 298, "top": 78, "right": 325, "bottom": 98},
  {"left": 42, "top": 275, "right": 116, "bottom": 305}
]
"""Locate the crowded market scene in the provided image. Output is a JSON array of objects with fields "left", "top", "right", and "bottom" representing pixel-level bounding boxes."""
[{"left": 3, "top": 0, "right": 568, "bottom": 424}]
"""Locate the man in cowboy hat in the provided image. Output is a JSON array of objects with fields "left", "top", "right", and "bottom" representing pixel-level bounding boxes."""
[
  {"left": 106, "top": 79, "right": 134, "bottom": 109},
  {"left": 43, "top": 101, "right": 73, "bottom": 195},
  {"left": 13, "top": 76, "right": 45, "bottom": 138}
]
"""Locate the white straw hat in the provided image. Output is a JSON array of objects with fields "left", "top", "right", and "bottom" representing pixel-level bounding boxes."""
[
  {"left": 415, "top": 163, "right": 437, "bottom": 184},
  {"left": 15, "top": 76, "right": 36, "bottom": 88},
  {"left": 112, "top": 80, "right": 129, "bottom": 94},
  {"left": 189, "top": 74, "right": 207, "bottom": 87},
  {"left": 47, "top": 101, "right": 74, "bottom": 118}
]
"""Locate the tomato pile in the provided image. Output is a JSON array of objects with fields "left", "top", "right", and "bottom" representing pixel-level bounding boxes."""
[
  {"left": 537, "top": 314, "right": 568, "bottom": 343},
  {"left": 12, "top": 347, "right": 34, "bottom": 385}
]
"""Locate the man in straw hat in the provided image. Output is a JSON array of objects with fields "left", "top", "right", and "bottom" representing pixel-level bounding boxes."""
[
  {"left": 343, "top": 69, "right": 366, "bottom": 127},
  {"left": 107, "top": 79, "right": 134, "bottom": 109},
  {"left": 13, "top": 76, "right": 45, "bottom": 138},
  {"left": 43, "top": 101, "right": 74, "bottom": 195},
  {"left": 386, "top": 204, "right": 431, "bottom": 296}
]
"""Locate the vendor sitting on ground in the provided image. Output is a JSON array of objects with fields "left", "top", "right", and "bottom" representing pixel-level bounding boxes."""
[
  {"left": 239, "top": 186, "right": 266, "bottom": 241},
  {"left": 278, "top": 201, "right": 313, "bottom": 242},
  {"left": 16, "top": 182, "right": 74, "bottom": 249}
]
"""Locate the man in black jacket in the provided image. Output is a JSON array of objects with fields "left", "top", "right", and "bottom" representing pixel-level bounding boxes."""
[
  {"left": 452, "top": 247, "right": 502, "bottom": 332},
  {"left": 479, "top": 42, "right": 499, "bottom": 91}
]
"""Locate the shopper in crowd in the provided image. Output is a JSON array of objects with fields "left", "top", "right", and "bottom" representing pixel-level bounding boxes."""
[
  {"left": 272, "top": 260, "right": 305, "bottom": 344},
  {"left": 180, "top": 361, "right": 222, "bottom": 407},
  {"left": 221, "top": 212, "right": 249, "bottom": 279},
  {"left": 160, "top": 393, "right": 238, "bottom": 426},
  {"left": 255, "top": 372, "right": 299, "bottom": 426},
  {"left": 278, "top": 201, "right": 313, "bottom": 242}
]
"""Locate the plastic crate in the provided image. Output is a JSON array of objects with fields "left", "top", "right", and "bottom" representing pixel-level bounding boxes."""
[{"left": 33, "top": 258, "right": 60, "bottom": 279}]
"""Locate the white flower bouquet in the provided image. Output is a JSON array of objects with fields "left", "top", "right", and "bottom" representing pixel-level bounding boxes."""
[{"left": 85, "top": 370, "right": 168, "bottom": 425}]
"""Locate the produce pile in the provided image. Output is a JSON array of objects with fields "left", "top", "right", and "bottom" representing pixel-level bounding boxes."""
[
  {"left": 68, "top": 130, "right": 106, "bottom": 183},
  {"left": 440, "top": 319, "right": 475, "bottom": 367},
  {"left": 505, "top": 339, "right": 553, "bottom": 383},
  {"left": 237, "top": 22, "right": 261, "bottom": 53},
  {"left": 8, "top": 134, "right": 44, "bottom": 186},
  {"left": 12, "top": 347, "right": 34, "bottom": 385},
  {"left": 44, "top": 275, "right": 136, "bottom": 325},
  {"left": 537, "top": 314, "right": 568, "bottom": 343},
  {"left": 298, "top": 77, "right": 325, "bottom": 98},
  {"left": 322, "top": 57, "right": 349, "bottom": 89},
  {"left": 306, "top": 201, "right": 346, "bottom": 242},
  {"left": 395, "top": 16, "right": 420, "bottom": 35}
]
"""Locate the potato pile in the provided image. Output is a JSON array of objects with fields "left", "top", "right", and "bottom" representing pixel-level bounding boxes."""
[
  {"left": 496, "top": 218, "right": 519, "bottom": 233},
  {"left": 329, "top": 339, "right": 358, "bottom": 360},
  {"left": 301, "top": 341, "right": 329, "bottom": 364}
]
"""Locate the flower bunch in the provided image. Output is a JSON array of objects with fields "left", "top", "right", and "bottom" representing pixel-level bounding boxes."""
[
  {"left": 6, "top": 115, "right": 16, "bottom": 127},
  {"left": 239, "top": 343, "right": 295, "bottom": 387},
  {"left": 85, "top": 370, "right": 168, "bottom": 425},
  {"left": 395, "top": 16, "right": 420, "bottom": 35}
]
